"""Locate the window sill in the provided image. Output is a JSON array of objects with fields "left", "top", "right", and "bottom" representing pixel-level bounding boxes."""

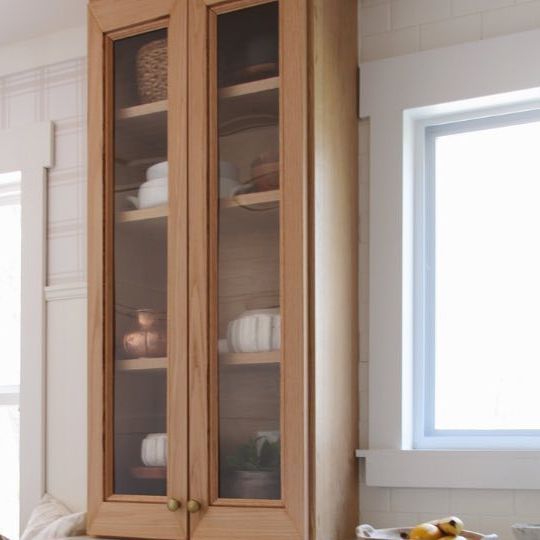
[{"left": 356, "top": 449, "right": 540, "bottom": 490}]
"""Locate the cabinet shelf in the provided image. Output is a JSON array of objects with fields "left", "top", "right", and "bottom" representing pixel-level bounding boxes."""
[
  {"left": 219, "top": 77, "right": 279, "bottom": 100},
  {"left": 219, "top": 77, "right": 279, "bottom": 134},
  {"left": 117, "top": 357, "right": 167, "bottom": 372},
  {"left": 115, "top": 101, "right": 168, "bottom": 163},
  {"left": 220, "top": 351, "right": 280, "bottom": 366},
  {"left": 131, "top": 466, "right": 166, "bottom": 480},
  {"left": 220, "top": 189, "right": 280, "bottom": 209},
  {"left": 118, "top": 100, "right": 168, "bottom": 120},
  {"left": 118, "top": 205, "right": 168, "bottom": 223}
]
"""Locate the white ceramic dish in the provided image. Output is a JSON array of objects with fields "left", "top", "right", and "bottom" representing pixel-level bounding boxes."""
[
  {"left": 220, "top": 176, "right": 241, "bottom": 198},
  {"left": 141, "top": 433, "right": 167, "bottom": 467},
  {"left": 146, "top": 161, "right": 168, "bottom": 181},
  {"left": 127, "top": 177, "right": 168, "bottom": 209},
  {"left": 357, "top": 525, "right": 497, "bottom": 540},
  {"left": 219, "top": 160, "right": 240, "bottom": 198},
  {"left": 220, "top": 160, "right": 239, "bottom": 180},
  {"left": 513, "top": 524, "right": 540, "bottom": 540},
  {"left": 227, "top": 308, "right": 280, "bottom": 353}
]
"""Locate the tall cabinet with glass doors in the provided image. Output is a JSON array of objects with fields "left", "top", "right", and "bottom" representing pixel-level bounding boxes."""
[{"left": 87, "top": 1, "right": 359, "bottom": 539}]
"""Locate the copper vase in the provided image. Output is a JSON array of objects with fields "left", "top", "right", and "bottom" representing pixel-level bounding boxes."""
[{"left": 123, "top": 309, "right": 167, "bottom": 358}]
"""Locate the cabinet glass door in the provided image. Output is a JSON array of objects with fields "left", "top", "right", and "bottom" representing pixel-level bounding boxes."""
[
  {"left": 211, "top": 1, "right": 281, "bottom": 502},
  {"left": 111, "top": 26, "right": 169, "bottom": 497}
]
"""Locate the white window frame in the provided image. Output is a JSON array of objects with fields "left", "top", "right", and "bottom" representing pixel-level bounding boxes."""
[
  {"left": 356, "top": 28, "right": 540, "bottom": 489},
  {"left": 415, "top": 109, "right": 540, "bottom": 450},
  {"left": 0, "top": 122, "right": 53, "bottom": 527}
]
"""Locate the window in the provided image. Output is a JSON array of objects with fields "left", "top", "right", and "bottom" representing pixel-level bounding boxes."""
[
  {"left": 0, "top": 171, "right": 21, "bottom": 539},
  {"left": 415, "top": 111, "right": 540, "bottom": 449}
]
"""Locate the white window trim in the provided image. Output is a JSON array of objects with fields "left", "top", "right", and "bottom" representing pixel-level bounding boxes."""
[
  {"left": 415, "top": 109, "right": 540, "bottom": 451},
  {"left": 358, "top": 27, "right": 540, "bottom": 489},
  {"left": 0, "top": 122, "right": 54, "bottom": 527}
]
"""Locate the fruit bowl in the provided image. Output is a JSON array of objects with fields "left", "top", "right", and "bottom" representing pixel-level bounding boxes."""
[{"left": 357, "top": 525, "right": 497, "bottom": 540}]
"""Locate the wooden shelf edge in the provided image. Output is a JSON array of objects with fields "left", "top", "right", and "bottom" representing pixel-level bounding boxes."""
[
  {"left": 221, "top": 189, "right": 280, "bottom": 209},
  {"left": 131, "top": 466, "right": 166, "bottom": 480},
  {"left": 117, "top": 357, "right": 167, "bottom": 371},
  {"left": 219, "top": 77, "right": 279, "bottom": 99},
  {"left": 220, "top": 351, "right": 280, "bottom": 366},
  {"left": 118, "top": 205, "right": 168, "bottom": 223},
  {"left": 117, "top": 100, "right": 168, "bottom": 120}
]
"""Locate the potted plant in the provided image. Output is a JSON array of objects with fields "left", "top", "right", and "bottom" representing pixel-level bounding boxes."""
[{"left": 222, "top": 437, "right": 281, "bottom": 500}]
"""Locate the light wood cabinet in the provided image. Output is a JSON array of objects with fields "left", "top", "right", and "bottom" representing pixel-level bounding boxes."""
[{"left": 87, "top": 1, "right": 359, "bottom": 539}]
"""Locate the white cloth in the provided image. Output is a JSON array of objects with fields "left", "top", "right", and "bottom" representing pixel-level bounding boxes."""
[{"left": 20, "top": 494, "right": 86, "bottom": 540}]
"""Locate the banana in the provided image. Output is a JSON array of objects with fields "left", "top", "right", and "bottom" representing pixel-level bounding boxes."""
[
  {"left": 439, "top": 536, "right": 466, "bottom": 540},
  {"left": 430, "top": 517, "right": 464, "bottom": 536},
  {"left": 409, "top": 524, "right": 444, "bottom": 540}
]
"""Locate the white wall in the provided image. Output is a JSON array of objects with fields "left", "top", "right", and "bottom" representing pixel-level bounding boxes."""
[
  {"left": 359, "top": 0, "right": 540, "bottom": 62},
  {"left": 359, "top": 2, "right": 540, "bottom": 538}
]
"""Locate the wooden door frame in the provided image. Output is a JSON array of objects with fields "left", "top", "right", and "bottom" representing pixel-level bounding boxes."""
[
  {"left": 87, "top": 1, "right": 189, "bottom": 538},
  {"left": 187, "top": 1, "right": 309, "bottom": 538}
]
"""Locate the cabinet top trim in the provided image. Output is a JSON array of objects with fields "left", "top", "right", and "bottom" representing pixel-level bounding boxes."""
[{"left": 89, "top": 0, "right": 175, "bottom": 33}]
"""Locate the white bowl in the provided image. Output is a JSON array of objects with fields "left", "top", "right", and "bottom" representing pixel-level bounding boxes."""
[
  {"left": 146, "top": 161, "right": 168, "bottom": 181},
  {"left": 138, "top": 177, "right": 168, "bottom": 208},
  {"left": 141, "top": 433, "right": 167, "bottom": 467},
  {"left": 219, "top": 160, "right": 239, "bottom": 181},
  {"left": 226, "top": 308, "right": 281, "bottom": 353},
  {"left": 220, "top": 176, "right": 241, "bottom": 198}
]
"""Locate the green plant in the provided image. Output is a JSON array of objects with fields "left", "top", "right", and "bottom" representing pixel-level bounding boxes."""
[{"left": 226, "top": 437, "right": 280, "bottom": 472}]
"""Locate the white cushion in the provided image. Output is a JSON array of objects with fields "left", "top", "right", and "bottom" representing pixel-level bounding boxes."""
[{"left": 20, "top": 494, "right": 86, "bottom": 540}]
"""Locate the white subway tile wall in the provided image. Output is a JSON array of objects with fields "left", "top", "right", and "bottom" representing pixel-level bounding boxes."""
[
  {"left": 360, "top": 0, "right": 540, "bottom": 61},
  {"left": 358, "top": 3, "right": 540, "bottom": 537},
  {"left": 0, "top": 58, "right": 86, "bottom": 286}
]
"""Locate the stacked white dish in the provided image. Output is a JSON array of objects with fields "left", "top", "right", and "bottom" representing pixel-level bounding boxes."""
[
  {"left": 127, "top": 161, "right": 168, "bottom": 209},
  {"left": 141, "top": 433, "right": 167, "bottom": 467},
  {"left": 219, "top": 160, "right": 240, "bottom": 198},
  {"left": 227, "top": 308, "right": 280, "bottom": 353}
]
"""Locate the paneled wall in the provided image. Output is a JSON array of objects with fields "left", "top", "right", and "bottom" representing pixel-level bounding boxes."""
[
  {"left": 360, "top": 0, "right": 540, "bottom": 61},
  {"left": 0, "top": 57, "right": 88, "bottom": 512},
  {"left": 0, "top": 58, "right": 87, "bottom": 283}
]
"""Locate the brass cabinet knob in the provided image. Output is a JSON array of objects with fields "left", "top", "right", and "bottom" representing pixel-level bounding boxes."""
[
  {"left": 186, "top": 499, "right": 201, "bottom": 513},
  {"left": 167, "top": 498, "right": 181, "bottom": 512}
]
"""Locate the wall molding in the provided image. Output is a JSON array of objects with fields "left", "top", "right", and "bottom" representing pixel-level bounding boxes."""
[
  {"left": 45, "top": 282, "right": 87, "bottom": 302},
  {"left": 0, "top": 26, "right": 86, "bottom": 79}
]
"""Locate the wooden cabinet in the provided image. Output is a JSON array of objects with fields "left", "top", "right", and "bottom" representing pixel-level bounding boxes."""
[{"left": 87, "top": 1, "right": 359, "bottom": 539}]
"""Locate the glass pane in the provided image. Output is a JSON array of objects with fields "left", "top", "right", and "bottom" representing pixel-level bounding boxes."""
[
  {"left": 434, "top": 119, "right": 540, "bottom": 430},
  {"left": 0, "top": 172, "right": 21, "bottom": 538},
  {"left": 112, "top": 28, "right": 168, "bottom": 496},
  {"left": 0, "top": 405, "right": 19, "bottom": 540},
  {"left": 215, "top": 2, "right": 281, "bottom": 501},
  {"left": 0, "top": 174, "right": 21, "bottom": 389}
]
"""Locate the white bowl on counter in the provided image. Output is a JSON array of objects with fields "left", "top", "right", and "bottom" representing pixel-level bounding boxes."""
[
  {"left": 141, "top": 433, "right": 167, "bottom": 467},
  {"left": 127, "top": 177, "right": 168, "bottom": 209}
]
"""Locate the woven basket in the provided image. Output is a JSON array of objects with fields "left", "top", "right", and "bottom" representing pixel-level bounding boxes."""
[{"left": 136, "top": 38, "right": 167, "bottom": 104}]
